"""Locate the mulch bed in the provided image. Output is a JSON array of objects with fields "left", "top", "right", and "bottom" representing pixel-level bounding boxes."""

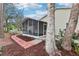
[
  {"left": 60, "top": 48, "right": 79, "bottom": 56},
  {"left": 17, "top": 35, "right": 34, "bottom": 42},
  {"left": 2, "top": 35, "right": 79, "bottom": 56},
  {"left": 2, "top": 41, "right": 49, "bottom": 56},
  {"left": 2, "top": 41, "right": 79, "bottom": 56}
]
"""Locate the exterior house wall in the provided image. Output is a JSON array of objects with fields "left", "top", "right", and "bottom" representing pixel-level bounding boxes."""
[
  {"left": 41, "top": 8, "right": 79, "bottom": 34},
  {"left": 55, "top": 9, "right": 70, "bottom": 34}
]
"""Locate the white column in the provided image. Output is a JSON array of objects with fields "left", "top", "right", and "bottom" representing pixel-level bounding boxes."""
[
  {"left": 38, "top": 21, "right": 39, "bottom": 36},
  {"left": 32, "top": 20, "right": 33, "bottom": 35},
  {"left": 27, "top": 20, "right": 29, "bottom": 34},
  {"left": 26, "top": 20, "right": 27, "bottom": 34},
  {"left": 43, "top": 23, "right": 44, "bottom": 35}
]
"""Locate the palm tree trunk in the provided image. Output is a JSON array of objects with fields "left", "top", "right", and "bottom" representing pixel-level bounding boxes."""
[
  {"left": 45, "top": 3, "right": 59, "bottom": 56},
  {"left": 0, "top": 3, "right": 4, "bottom": 38},
  {"left": 61, "top": 4, "right": 79, "bottom": 51}
]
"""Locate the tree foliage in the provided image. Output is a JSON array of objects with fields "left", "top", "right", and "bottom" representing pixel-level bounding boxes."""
[{"left": 3, "top": 3, "right": 24, "bottom": 32}]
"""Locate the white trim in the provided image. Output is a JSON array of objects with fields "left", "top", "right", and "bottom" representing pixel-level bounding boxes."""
[
  {"left": 22, "top": 34, "right": 40, "bottom": 38},
  {"left": 22, "top": 33, "right": 46, "bottom": 40}
]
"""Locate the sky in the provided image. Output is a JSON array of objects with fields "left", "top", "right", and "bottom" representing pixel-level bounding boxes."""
[{"left": 15, "top": 3, "right": 72, "bottom": 20}]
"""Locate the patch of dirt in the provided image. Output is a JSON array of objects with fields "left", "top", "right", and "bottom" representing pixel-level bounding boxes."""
[
  {"left": 0, "top": 33, "right": 13, "bottom": 46},
  {"left": 60, "top": 48, "right": 78, "bottom": 56},
  {"left": 4, "top": 33, "right": 11, "bottom": 39}
]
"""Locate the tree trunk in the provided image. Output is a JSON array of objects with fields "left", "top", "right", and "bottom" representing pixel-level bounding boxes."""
[
  {"left": 46, "top": 3, "right": 60, "bottom": 56},
  {"left": 0, "top": 3, "right": 4, "bottom": 38},
  {"left": 61, "top": 4, "right": 79, "bottom": 51}
]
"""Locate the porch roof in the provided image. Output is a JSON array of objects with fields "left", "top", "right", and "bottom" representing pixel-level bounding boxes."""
[{"left": 22, "top": 15, "right": 47, "bottom": 24}]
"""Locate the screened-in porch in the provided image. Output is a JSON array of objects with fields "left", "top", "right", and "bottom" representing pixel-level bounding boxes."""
[{"left": 22, "top": 18, "right": 47, "bottom": 37}]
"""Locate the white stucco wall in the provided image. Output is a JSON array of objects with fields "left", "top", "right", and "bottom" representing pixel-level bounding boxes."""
[
  {"left": 41, "top": 8, "right": 79, "bottom": 34},
  {"left": 55, "top": 9, "right": 70, "bottom": 34}
]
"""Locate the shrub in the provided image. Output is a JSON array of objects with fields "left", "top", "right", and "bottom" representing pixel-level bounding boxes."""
[
  {"left": 9, "top": 29, "right": 18, "bottom": 35},
  {"left": 71, "top": 39, "right": 79, "bottom": 54},
  {"left": 72, "top": 33, "right": 79, "bottom": 40}
]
